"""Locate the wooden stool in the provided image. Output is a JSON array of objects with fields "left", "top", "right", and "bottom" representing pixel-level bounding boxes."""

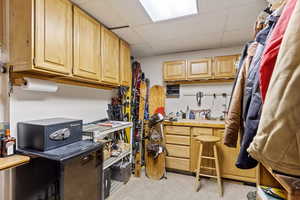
[{"left": 194, "top": 135, "right": 223, "bottom": 196}]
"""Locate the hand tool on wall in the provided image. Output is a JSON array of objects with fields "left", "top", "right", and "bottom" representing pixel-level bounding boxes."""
[{"left": 196, "top": 91, "right": 204, "bottom": 107}]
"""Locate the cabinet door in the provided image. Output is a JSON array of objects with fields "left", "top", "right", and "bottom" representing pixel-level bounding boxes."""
[
  {"left": 214, "top": 129, "right": 256, "bottom": 180},
  {"left": 101, "top": 27, "right": 120, "bottom": 85},
  {"left": 73, "top": 7, "right": 101, "bottom": 81},
  {"left": 187, "top": 58, "right": 212, "bottom": 80},
  {"left": 35, "top": 0, "right": 72, "bottom": 74},
  {"left": 213, "top": 55, "right": 238, "bottom": 79},
  {"left": 120, "top": 40, "right": 131, "bottom": 86},
  {"left": 163, "top": 60, "right": 187, "bottom": 81}
]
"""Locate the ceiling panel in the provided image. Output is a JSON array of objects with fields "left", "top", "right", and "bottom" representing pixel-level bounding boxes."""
[
  {"left": 131, "top": 43, "right": 156, "bottom": 58},
  {"left": 71, "top": 0, "right": 267, "bottom": 57},
  {"left": 197, "top": 0, "right": 226, "bottom": 14},
  {"left": 149, "top": 32, "right": 223, "bottom": 53},
  {"left": 71, "top": 0, "right": 127, "bottom": 27},
  {"left": 225, "top": 3, "right": 266, "bottom": 31},
  {"left": 134, "top": 11, "right": 228, "bottom": 42},
  {"left": 104, "top": 0, "right": 152, "bottom": 26},
  {"left": 221, "top": 29, "right": 254, "bottom": 47},
  {"left": 112, "top": 28, "right": 146, "bottom": 45}
]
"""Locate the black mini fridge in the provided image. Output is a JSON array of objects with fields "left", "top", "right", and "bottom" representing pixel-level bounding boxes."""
[{"left": 15, "top": 140, "right": 103, "bottom": 200}]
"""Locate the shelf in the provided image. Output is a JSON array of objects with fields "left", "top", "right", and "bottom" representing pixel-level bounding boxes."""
[
  {"left": 103, "top": 150, "right": 131, "bottom": 170},
  {"left": 83, "top": 122, "right": 132, "bottom": 141},
  {"left": 0, "top": 155, "right": 30, "bottom": 171}
]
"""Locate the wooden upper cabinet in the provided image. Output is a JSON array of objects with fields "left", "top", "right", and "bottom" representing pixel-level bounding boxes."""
[
  {"left": 213, "top": 55, "right": 238, "bottom": 79},
  {"left": 101, "top": 27, "right": 120, "bottom": 85},
  {"left": 73, "top": 7, "right": 101, "bottom": 81},
  {"left": 187, "top": 58, "right": 212, "bottom": 80},
  {"left": 163, "top": 60, "right": 187, "bottom": 81},
  {"left": 35, "top": 0, "right": 73, "bottom": 74},
  {"left": 120, "top": 40, "right": 132, "bottom": 87}
]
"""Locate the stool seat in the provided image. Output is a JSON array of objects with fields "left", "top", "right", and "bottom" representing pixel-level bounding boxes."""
[{"left": 195, "top": 135, "right": 220, "bottom": 143}]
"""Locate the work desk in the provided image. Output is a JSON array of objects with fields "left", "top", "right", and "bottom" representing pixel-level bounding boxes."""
[
  {"left": 163, "top": 120, "right": 257, "bottom": 183},
  {"left": 0, "top": 155, "right": 30, "bottom": 171},
  {"left": 164, "top": 119, "right": 225, "bottom": 128}
]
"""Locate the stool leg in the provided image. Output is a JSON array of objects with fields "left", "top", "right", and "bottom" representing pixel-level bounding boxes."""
[
  {"left": 213, "top": 144, "right": 223, "bottom": 196},
  {"left": 195, "top": 142, "right": 203, "bottom": 192}
]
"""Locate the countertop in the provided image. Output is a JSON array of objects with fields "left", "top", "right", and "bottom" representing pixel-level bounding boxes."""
[
  {"left": 0, "top": 155, "right": 30, "bottom": 171},
  {"left": 164, "top": 119, "right": 225, "bottom": 129}
]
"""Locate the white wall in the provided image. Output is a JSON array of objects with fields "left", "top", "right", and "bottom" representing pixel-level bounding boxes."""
[
  {"left": 139, "top": 46, "right": 243, "bottom": 118},
  {"left": 9, "top": 85, "right": 115, "bottom": 137}
]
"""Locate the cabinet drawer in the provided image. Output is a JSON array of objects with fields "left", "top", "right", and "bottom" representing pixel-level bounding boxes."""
[
  {"left": 166, "top": 144, "right": 190, "bottom": 158},
  {"left": 191, "top": 127, "right": 213, "bottom": 136},
  {"left": 166, "top": 135, "right": 190, "bottom": 145},
  {"left": 165, "top": 126, "right": 190, "bottom": 135},
  {"left": 166, "top": 157, "right": 190, "bottom": 171}
]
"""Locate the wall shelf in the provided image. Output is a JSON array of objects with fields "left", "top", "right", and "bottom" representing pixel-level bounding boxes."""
[{"left": 103, "top": 150, "right": 131, "bottom": 170}]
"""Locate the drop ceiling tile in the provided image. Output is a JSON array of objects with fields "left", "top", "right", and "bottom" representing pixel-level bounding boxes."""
[
  {"left": 151, "top": 32, "right": 223, "bottom": 55},
  {"left": 104, "top": 0, "right": 152, "bottom": 26},
  {"left": 72, "top": 0, "right": 127, "bottom": 27},
  {"left": 112, "top": 28, "right": 146, "bottom": 45},
  {"left": 134, "top": 11, "right": 227, "bottom": 42},
  {"left": 224, "top": 0, "right": 267, "bottom": 8},
  {"left": 224, "top": 3, "right": 266, "bottom": 32},
  {"left": 221, "top": 29, "right": 253, "bottom": 47},
  {"left": 131, "top": 43, "right": 156, "bottom": 58},
  {"left": 197, "top": 0, "right": 226, "bottom": 13}
]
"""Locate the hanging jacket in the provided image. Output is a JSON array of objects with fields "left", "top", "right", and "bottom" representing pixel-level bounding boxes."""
[
  {"left": 259, "top": 0, "right": 297, "bottom": 102},
  {"left": 224, "top": 42, "right": 257, "bottom": 148},
  {"left": 236, "top": 12, "right": 281, "bottom": 169},
  {"left": 248, "top": 0, "right": 300, "bottom": 176}
]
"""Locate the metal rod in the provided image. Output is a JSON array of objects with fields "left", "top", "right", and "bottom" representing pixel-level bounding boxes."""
[
  {"left": 183, "top": 93, "right": 231, "bottom": 97},
  {"left": 108, "top": 25, "right": 130, "bottom": 30}
]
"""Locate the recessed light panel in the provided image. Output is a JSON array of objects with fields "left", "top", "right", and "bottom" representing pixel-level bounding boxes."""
[{"left": 139, "top": 0, "right": 198, "bottom": 22}]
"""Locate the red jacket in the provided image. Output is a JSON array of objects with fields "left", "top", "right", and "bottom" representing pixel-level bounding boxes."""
[{"left": 259, "top": 0, "right": 297, "bottom": 102}]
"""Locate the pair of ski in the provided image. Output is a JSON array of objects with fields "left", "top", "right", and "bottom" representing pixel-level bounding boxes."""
[{"left": 131, "top": 61, "right": 150, "bottom": 177}]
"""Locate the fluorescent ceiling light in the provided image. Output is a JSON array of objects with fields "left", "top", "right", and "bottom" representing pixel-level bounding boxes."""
[{"left": 139, "top": 0, "right": 198, "bottom": 22}]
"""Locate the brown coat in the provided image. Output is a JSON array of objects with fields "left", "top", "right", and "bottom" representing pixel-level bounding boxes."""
[
  {"left": 224, "top": 43, "right": 257, "bottom": 147},
  {"left": 248, "top": 0, "right": 300, "bottom": 176}
]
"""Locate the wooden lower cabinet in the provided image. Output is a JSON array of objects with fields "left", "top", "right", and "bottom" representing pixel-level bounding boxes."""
[
  {"left": 214, "top": 129, "right": 256, "bottom": 182},
  {"left": 165, "top": 135, "right": 190, "bottom": 146},
  {"left": 166, "top": 144, "right": 190, "bottom": 158},
  {"left": 166, "top": 157, "right": 190, "bottom": 171},
  {"left": 165, "top": 126, "right": 190, "bottom": 135},
  {"left": 164, "top": 125, "right": 257, "bottom": 183}
]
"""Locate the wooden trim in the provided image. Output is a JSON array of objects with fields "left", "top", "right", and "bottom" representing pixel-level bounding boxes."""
[
  {"left": 0, "top": 155, "right": 30, "bottom": 171},
  {"left": 165, "top": 79, "right": 234, "bottom": 85},
  {"left": 11, "top": 72, "right": 116, "bottom": 90},
  {"left": 164, "top": 121, "right": 225, "bottom": 129}
]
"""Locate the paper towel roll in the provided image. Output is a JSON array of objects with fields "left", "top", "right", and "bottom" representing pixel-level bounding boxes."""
[{"left": 21, "top": 78, "right": 58, "bottom": 92}]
